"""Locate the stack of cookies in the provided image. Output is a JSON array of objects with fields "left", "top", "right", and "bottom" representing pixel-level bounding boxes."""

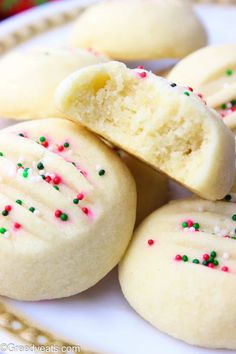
[{"left": 0, "top": 0, "right": 235, "bottom": 350}]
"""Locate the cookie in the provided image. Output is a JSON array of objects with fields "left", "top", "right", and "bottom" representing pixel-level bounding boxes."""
[
  {"left": 70, "top": 0, "right": 207, "bottom": 61},
  {"left": 120, "top": 152, "right": 168, "bottom": 224},
  {"left": 119, "top": 198, "right": 236, "bottom": 349},
  {"left": 167, "top": 44, "right": 236, "bottom": 127},
  {"left": 0, "top": 118, "right": 136, "bottom": 300},
  {"left": 55, "top": 61, "right": 235, "bottom": 200},
  {"left": 0, "top": 47, "right": 108, "bottom": 120}
]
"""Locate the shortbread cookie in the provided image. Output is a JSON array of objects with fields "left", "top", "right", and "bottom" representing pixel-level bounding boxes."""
[
  {"left": 0, "top": 118, "right": 136, "bottom": 300},
  {"left": 119, "top": 198, "right": 236, "bottom": 349},
  {"left": 55, "top": 61, "right": 235, "bottom": 200},
  {"left": 71, "top": 0, "right": 207, "bottom": 60},
  {"left": 168, "top": 44, "right": 236, "bottom": 126},
  {"left": 120, "top": 152, "right": 168, "bottom": 224},
  {"left": 0, "top": 47, "right": 108, "bottom": 120}
]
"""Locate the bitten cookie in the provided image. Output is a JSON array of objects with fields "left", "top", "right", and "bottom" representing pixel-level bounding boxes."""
[
  {"left": 120, "top": 152, "right": 168, "bottom": 224},
  {"left": 55, "top": 61, "right": 235, "bottom": 200},
  {"left": 119, "top": 198, "right": 236, "bottom": 349},
  {"left": 0, "top": 118, "right": 136, "bottom": 300},
  {"left": 167, "top": 44, "right": 236, "bottom": 128},
  {"left": 0, "top": 47, "right": 108, "bottom": 120},
  {"left": 70, "top": 0, "right": 207, "bottom": 60}
]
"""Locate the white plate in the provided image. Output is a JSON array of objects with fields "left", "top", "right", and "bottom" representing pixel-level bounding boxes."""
[{"left": 0, "top": 1, "right": 236, "bottom": 353}]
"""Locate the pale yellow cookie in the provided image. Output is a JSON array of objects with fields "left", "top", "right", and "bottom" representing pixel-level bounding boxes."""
[
  {"left": 120, "top": 152, "right": 168, "bottom": 224},
  {"left": 55, "top": 61, "right": 235, "bottom": 200},
  {"left": 119, "top": 198, "right": 236, "bottom": 349},
  {"left": 0, "top": 118, "right": 136, "bottom": 300},
  {"left": 0, "top": 47, "right": 108, "bottom": 120},
  {"left": 71, "top": 0, "right": 207, "bottom": 60}
]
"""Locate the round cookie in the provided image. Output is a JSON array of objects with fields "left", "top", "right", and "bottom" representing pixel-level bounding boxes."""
[
  {"left": 119, "top": 198, "right": 236, "bottom": 349},
  {"left": 70, "top": 0, "right": 207, "bottom": 61},
  {"left": 0, "top": 118, "right": 136, "bottom": 300},
  {"left": 55, "top": 61, "right": 235, "bottom": 200},
  {"left": 167, "top": 44, "right": 236, "bottom": 125},
  {"left": 0, "top": 47, "right": 108, "bottom": 120},
  {"left": 120, "top": 152, "right": 168, "bottom": 224}
]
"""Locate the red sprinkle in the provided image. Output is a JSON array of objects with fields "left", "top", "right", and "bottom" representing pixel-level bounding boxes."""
[
  {"left": 138, "top": 71, "right": 147, "bottom": 78},
  {"left": 175, "top": 255, "right": 182, "bottom": 261},
  {"left": 45, "top": 176, "right": 52, "bottom": 183},
  {"left": 203, "top": 254, "right": 209, "bottom": 261},
  {"left": 55, "top": 210, "right": 62, "bottom": 218},
  {"left": 137, "top": 65, "right": 144, "bottom": 69},
  {"left": 221, "top": 266, "right": 229, "bottom": 272},
  {"left": 82, "top": 207, "right": 89, "bottom": 215},
  {"left": 58, "top": 145, "right": 64, "bottom": 152},
  {"left": 5, "top": 205, "right": 12, "bottom": 212},
  {"left": 53, "top": 176, "right": 61, "bottom": 185},
  {"left": 148, "top": 239, "right": 154, "bottom": 246},
  {"left": 188, "top": 86, "right": 193, "bottom": 92},
  {"left": 14, "top": 222, "right": 21, "bottom": 229},
  {"left": 208, "top": 263, "right": 215, "bottom": 268},
  {"left": 42, "top": 141, "right": 49, "bottom": 148},
  {"left": 187, "top": 219, "right": 193, "bottom": 227},
  {"left": 77, "top": 193, "right": 84, "bottom": 200}
]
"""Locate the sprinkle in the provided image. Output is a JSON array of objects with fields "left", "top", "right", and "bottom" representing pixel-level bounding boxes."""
[
  {"left": 39, "top": 136, "right": 46, "bottom": 142},
  {"left": 42, "top": 141, "right": 49, "bottom": 148},
  {"left": 17, "top": 163, "right": 23, "bottom": 167},
  {"left": 202, "top": 260, "right": 208, "bottom": 266},
  {"left": 60, "top": 213, "right": 68, "bottom": 221},
  {"left": 213, "top": 260, "right": 219, "bottom": 266},
  {"left": 137, "top": 65, "right": 144, "bottom": 69},
  {"left": 0, "top": 227, "right": 6, "bottom": 234},
  {"left": 187, "top": 220, "right": 193, "bottom": 227},
  {"left": 221, "top": 266, "right": 229, "bottom": 272},
  {"left": 187, "top": 86, "right": 193, "bottom": 92},
  {"left": 182, "top": 221, "right": 188, "bottom": 228},
  {"left": 53, "top": 176, "right": 61, "bottom": 185},
  {"left": 77, "top": 193, "right": 84, "bottom": 200},
  {"left": 184, "top": 91, "right": 190, "bottom": 96},
  {"left": 29, "top": 207, "right": 35, "bottom": 213},
  {"left": 138, "top": 71, "right": 147, "bottom": 78},
  {"left": 14, "top": 223, "right": 21, "bottom": 229},
  {"left": 64, "top": 142, "right": 70, "bottom": 148},
  {"left": 203, "top": 254, "right": 209, "bottom": 261},
  {"left": 5, "top": 205, "right": 11, "bottom": 212},
  {"left": 18, "top": 133, "right": 24, "bottom": 137},
  {"left": 193, "top": 223, "right": 199, "bottom": 230},
  {"left": 82, "top": 207, "right": 89, "bottom": 215},
  {"left": 98, "top": 169, "right": 105, "bottom": 176},
  {"left": 37, "top": 162, "right": 44, "bottom": 170},
  {"left": 45, "top": 176, "right": 51, "bottom": 183},
  {"left": 73, "top": 198, "right": 79, "bottom": 204},
  {"left": 170, "top": 83, "right": 177, "bottom": 87},
  {"left": 2, "top": 210, "right": 8, "bottom": 217},
  {"left": 210, "top": 251, "right": 217, "bottom": 258},
  {"left": 182, "top": 255, "right": 188, "bottom": 262},
  {"left": 55, "top": 210, "right": 62, "bottom": 218},
  {"left": 16, "top": 199, "right": 22, "bottom": 205},
  {"left": 148, "top": 239, "right": 154, "bottom": 246},
  {"left": 0, "top": 152, "right": 4, "bottom": 157},
  {"left": 208, "top": 263, "right": 215, "bottom": 268},
  {"left": 225, "top": 194, "right": 232, "bottom": 201},
  {"left": 175, "top": 255, "right": 182, "bottom": 261},
  {"left": 232, "top": 214, "right": 236, "bottom": 221},
  {"left": 53, "top": 185, "right": 59, "bottom": 191},
  {"left": 22, "top": 168, "right": 29, "bottom": 178},
  {"left": 58, "top": 145, "right": 64, "bottom": 152},
  {"left": 226, "top": 69, "right": 232, "bottom": 76},
  {"left": 192, "top": 259, "right": 200, "bottom": 264}
]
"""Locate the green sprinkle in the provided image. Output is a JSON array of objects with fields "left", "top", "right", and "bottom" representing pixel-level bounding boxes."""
[
  {"left": 221, "top": 103, "right": 227, "bottom": 110},
  {"left": 39, "top": 136, "right": 46, "bottom": 142},
  {"left": 53, "top": 185, "right": 59, "bottom": 191},
  {"left": 182, "top": 255, "right": 188, "bottom": 262},
  {"left": 17, "top": 163, "right": 23, "bottom": 167},
  {"left": 184, "top": 91, "right": 190, "bottom": 96},
  {"left": 182, "top": 221, "right": 188, "bottom": 228},
  {"left": 98, "top": 169, "right": 105, "bottom": 176},
  {"left": 0, "top": 227, "right": 6, "bottom": 234},
  {"left": 232, "top": 214, "right": 236, "bottom": 221},
  {"left": 202, "top": 260, "right": 208, "bottom": 266},
  {"left": 64, "top": 142, "right": 70, "bottom": 148},
  {"left": 2, "top": 210, "right": 8, "bottom": 216},
  {"left": 232, "top": 236, "right": 236, "bottom": 240},
  {"left": 210, "top": 251, "right": 217, "bottom": 258},
  {"left": 73, "top": 198, "right": 79, "bottom": 204},
  {"left": 225, "top": 194, "right": 232, "bottom": 201},
  {"left": 71, "top": 162, "right": 76, "bottom": 166},
  {"left": 226, "top": 69, "right": 232, "bottom": 76},
  {"left": 208, "top": 257, "right": 214, "bottom": 263},
  {"left": 23, "top": 171, "right": 28, "bottom": 178},
  {"left": 60, "top": 213, "right": 68, "bottom": 221},
  {"left": 193, "top": 223, "right": 199, "bottom": 230},
  {"left": 192, "top": 259, "right": 199, "bottom": 264},
  {"left": 37, "top": 162, "right": 44, "bottom": 170},
  {"left": 231, "top": 99, "right": 236, "bottom": 106},
  {"left": 41, "top": 175, "right": 46, "bottom": 180},
  {"left": 0, "top": 152, "right": 4, "bottom": 157},
  {"left": 16, "top": 199, "right": 22, "bottom": 205},
  {"left": 18, "top": 133, "right": 24, "bottom": 137},
  {"left": 29, "top": 207, "right": 35, "bottom": 213},
  {"left": 213, "top": 260, "right": 219, "bottom": 266}
]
